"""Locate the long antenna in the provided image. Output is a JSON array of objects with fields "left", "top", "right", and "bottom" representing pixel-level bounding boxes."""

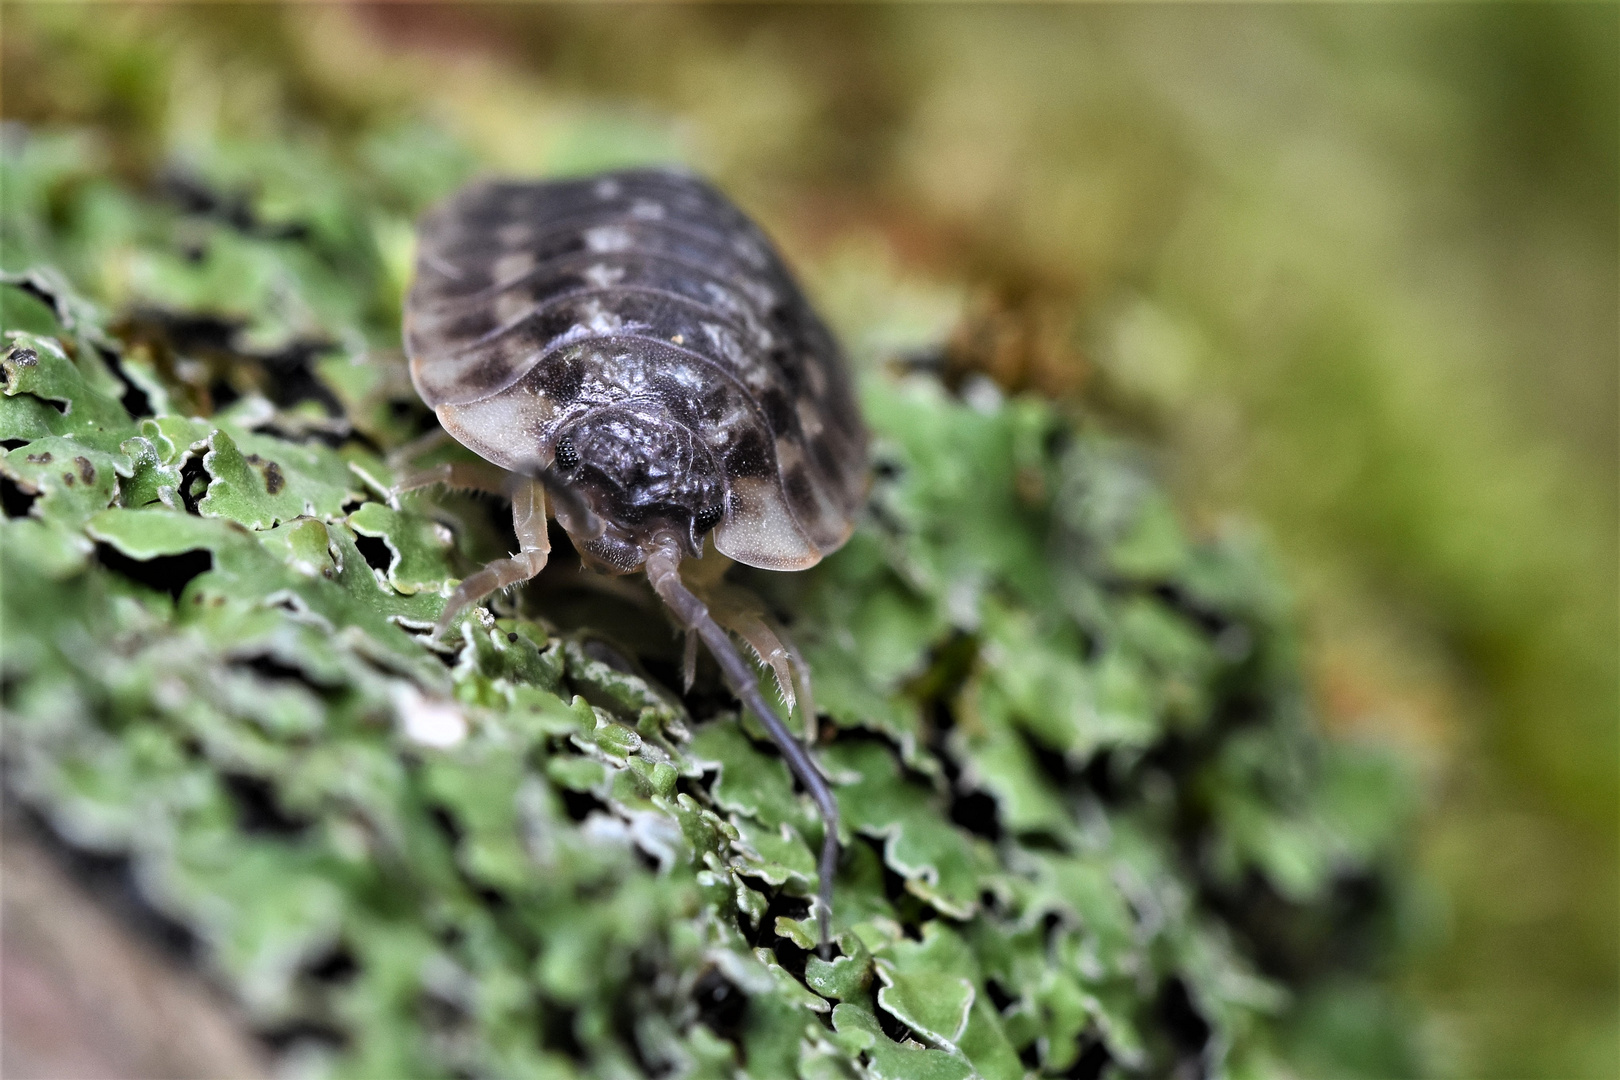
[{"left": 644, "top": 535, "right": 840, "bottom": 956}]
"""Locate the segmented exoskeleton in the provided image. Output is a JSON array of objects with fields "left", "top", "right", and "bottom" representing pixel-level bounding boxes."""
[{"left": 402, "top": 168, "right": 869, "bottom": 949}]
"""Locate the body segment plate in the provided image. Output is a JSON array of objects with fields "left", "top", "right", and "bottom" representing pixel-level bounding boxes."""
[{"left": 406, "top": 169, "right": 868, "bottom": 570}]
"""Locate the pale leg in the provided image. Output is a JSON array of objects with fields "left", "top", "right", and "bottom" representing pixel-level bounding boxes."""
[
  {"left": 385, "top": 426, "right": 452, "bottom": 470},
  {"left": 697, "top": 579, "right": 819, "bottom": 742},
  {"left": 393, "top": 459, "right": 512, "bottom": 498},
  {"left": 431, "top": 479, "right": 550, "bottom": 640}
]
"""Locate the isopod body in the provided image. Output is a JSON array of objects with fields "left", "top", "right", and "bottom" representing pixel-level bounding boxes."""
[
  {"left": 405, "top": 168, "right": 868, "bottom": 574},
  {"left": 402, "top": 168, "right": 869, "bottom": 949}
]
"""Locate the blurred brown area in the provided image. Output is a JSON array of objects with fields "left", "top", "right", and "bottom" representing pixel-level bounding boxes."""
[{"left": 1, "top": 814, "right": 269, "bottom": 1080}]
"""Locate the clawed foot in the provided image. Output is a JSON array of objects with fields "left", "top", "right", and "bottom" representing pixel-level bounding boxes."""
[{"left": 680, "top": 551, "right": 818, "bottom": 741}]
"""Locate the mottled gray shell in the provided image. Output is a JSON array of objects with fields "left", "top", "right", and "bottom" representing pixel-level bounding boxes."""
[{"left": 404, "top": 168, "right": 869, "bottom": 571}]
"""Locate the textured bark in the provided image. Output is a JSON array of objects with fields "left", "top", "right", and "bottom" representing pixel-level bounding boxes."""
[{"left": 1, "top": 816, "right": 269, "bottom": 1080}]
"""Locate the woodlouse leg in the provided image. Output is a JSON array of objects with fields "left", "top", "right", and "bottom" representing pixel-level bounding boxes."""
[
  {"left": 393, "top": 459, "right": 512, "bottom": 498},
  {"left": 708, "top": 605, "right": 818, "bottom": 743},
  {"left": 430, "top": 479, "right": 550, "bottom": 641},
  {"left": 385, "top": 426, "right": 452, "bottom": 470},
  {"left": 645, "top": 534, "right": 840, "bottom": 956},
  {"left": 713, "top": 606, "right": 797, "bottom": 712},
  {"left": 778, "top": 628, "right": 817, "bottom": 749},
  {"left": 680, "top": 554, "right": 816, "bottom": 737},
  {"left": 682, "top": 632, "right": 700, "bottom": 693}
]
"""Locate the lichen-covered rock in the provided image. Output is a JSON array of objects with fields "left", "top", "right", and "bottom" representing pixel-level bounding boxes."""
[{"left": 1, "top": 125, "right": 1412, "bottom": 1079}]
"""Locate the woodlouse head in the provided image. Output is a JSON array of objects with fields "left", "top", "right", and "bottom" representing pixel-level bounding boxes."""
[{"left": 550, "top": 401, "right": 726, "bottom": 566}]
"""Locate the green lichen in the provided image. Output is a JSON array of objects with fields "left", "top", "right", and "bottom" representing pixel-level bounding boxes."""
[{"left": 1, "top": 124, "right": 1412, "bottom": 1078}]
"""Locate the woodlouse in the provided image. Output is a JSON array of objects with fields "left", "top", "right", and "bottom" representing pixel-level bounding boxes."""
[{"left": 402, "top": 167, "right": 869, "bottom": 948}]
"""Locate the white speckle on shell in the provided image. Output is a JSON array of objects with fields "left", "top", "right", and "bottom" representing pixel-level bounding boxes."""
[
  {"left": 582, "top": 263, "right": 626, "bottom": 289},
  {"left": 497, "top": 221, "right": 532, "bottom": 246},
  {"left": 701, "top": 282, "right": 746, "bottom": 318},
  {"left": 775, "top": 437, "right": 804, "bottom": 471},
  {"left": 492, "top": 251, "right": 534, "bottom": 284},
  {"left": 580, "top": 298, "right": 624, "bottom": 336},
  {"left": 584, "top": 225, "right": 634, "bottom": 252},
  {"left": 494, "top": 288, "right": 534, "bottom": 325},
  {"left": 701, "top": 322, "right": 749, "bottom": 370},
  {"left": 796, "top": 398, "right": 825, "bottom": 438}
]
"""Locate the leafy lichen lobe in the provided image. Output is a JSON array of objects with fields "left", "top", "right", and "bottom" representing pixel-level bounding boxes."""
[{"left": 0, "top": 127, "right": 1410, "bottom": 1079}]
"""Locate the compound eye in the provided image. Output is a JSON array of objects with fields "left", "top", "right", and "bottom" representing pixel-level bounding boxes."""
[
  {"left": 553, "top": 436, "right": 579, "bottom": 470},
  {"left": 693, "top": 504, "right": 724, "bottom": 533}
]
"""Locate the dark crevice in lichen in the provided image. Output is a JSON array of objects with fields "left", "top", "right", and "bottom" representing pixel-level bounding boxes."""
[
  {"left": 1018, "top": 1039, "right": 1043, "bottom": 1071},
  {"left": 178, "top": 453, "right": 209, "bottom": 512},
  {"left": 157, "top": 168, "right": 313, "bottom": 242},
  {"left": 1204, "top": 867, "right": 1391, "bottom": 987},
  {"left": 222, "top": 771, "right": 312, "bottom": 837},
  {"left": 539, "top": 1002, "right": 587, "bottom": 1061},
  {"left": 1, "top": 473, "right": 38, "bottom": 518},
  {"left": 94, "top": 540, "right": 212, "bottom": 603},
  {"left": 259, "top": 1020, "right": 349, "bottom": 1055},
  {"left": 1063, "top": 1038, "right": 1113, "bottom": 1079},
  {"left": 114, "top": 359, "right": 156, "bottom": 418},
  {"left": 557, "top": 786, "right": 609, "bottom": 823},
  {"left": 232, "top": 653, "right": 344, "bottom": 696},
  {"left": 115, "top": 308, "right": 344, "bottom": 420},
  {"left": 948, "top": 788, "right": 1003, "bottom": 842},
  {"left": 426, "top": 803, "right": 464, "bottom": 845},
  {"left": 305, "top": 942, "right": 360, "bottom": 985},
  {"left": 1149, "top": 582, "right": 1239, "bottom": 640},
  {"left": 353, "top": 531, "right": 393, "bottom": 574},
  {"left": 872, "top": 990, "right": 920, "bottom": 1044},
  {"left": 691, "top": 967, "right": 748, "bottom": 1046},
  {"left": 984, "top": 978, "right": 1016, "bottom": 1012},
  {"left": 1156, "top": 976, "right": 1213, "bottom": 1076},
  {"left": 258, "top": 421, "right": 353, "bottom": 449}
]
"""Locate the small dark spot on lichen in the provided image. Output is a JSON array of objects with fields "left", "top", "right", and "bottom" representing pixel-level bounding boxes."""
[
  {"left": 26, "top": 451, "right": 52, "bottom": 464},
  {"left": 61, "top": 472, "right": 75, "bottom": 487},
  {"left": 9, "top": 348, "right": 38, "bottom": 367},
  {"left": 243, "top": 453, "right": 290, "bottom": 496},
  {"left": 75, "top": 456, "right": 95, "bottom": 484}
]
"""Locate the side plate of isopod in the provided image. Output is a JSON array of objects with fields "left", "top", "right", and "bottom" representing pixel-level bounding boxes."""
[{"left": 400, "top": 168, "right": 870, "bottom": 952}]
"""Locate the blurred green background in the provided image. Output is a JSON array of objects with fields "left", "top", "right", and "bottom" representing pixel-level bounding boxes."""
[{"left": 3, "top": 3, "right": 1614, "bottom": 1076}]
